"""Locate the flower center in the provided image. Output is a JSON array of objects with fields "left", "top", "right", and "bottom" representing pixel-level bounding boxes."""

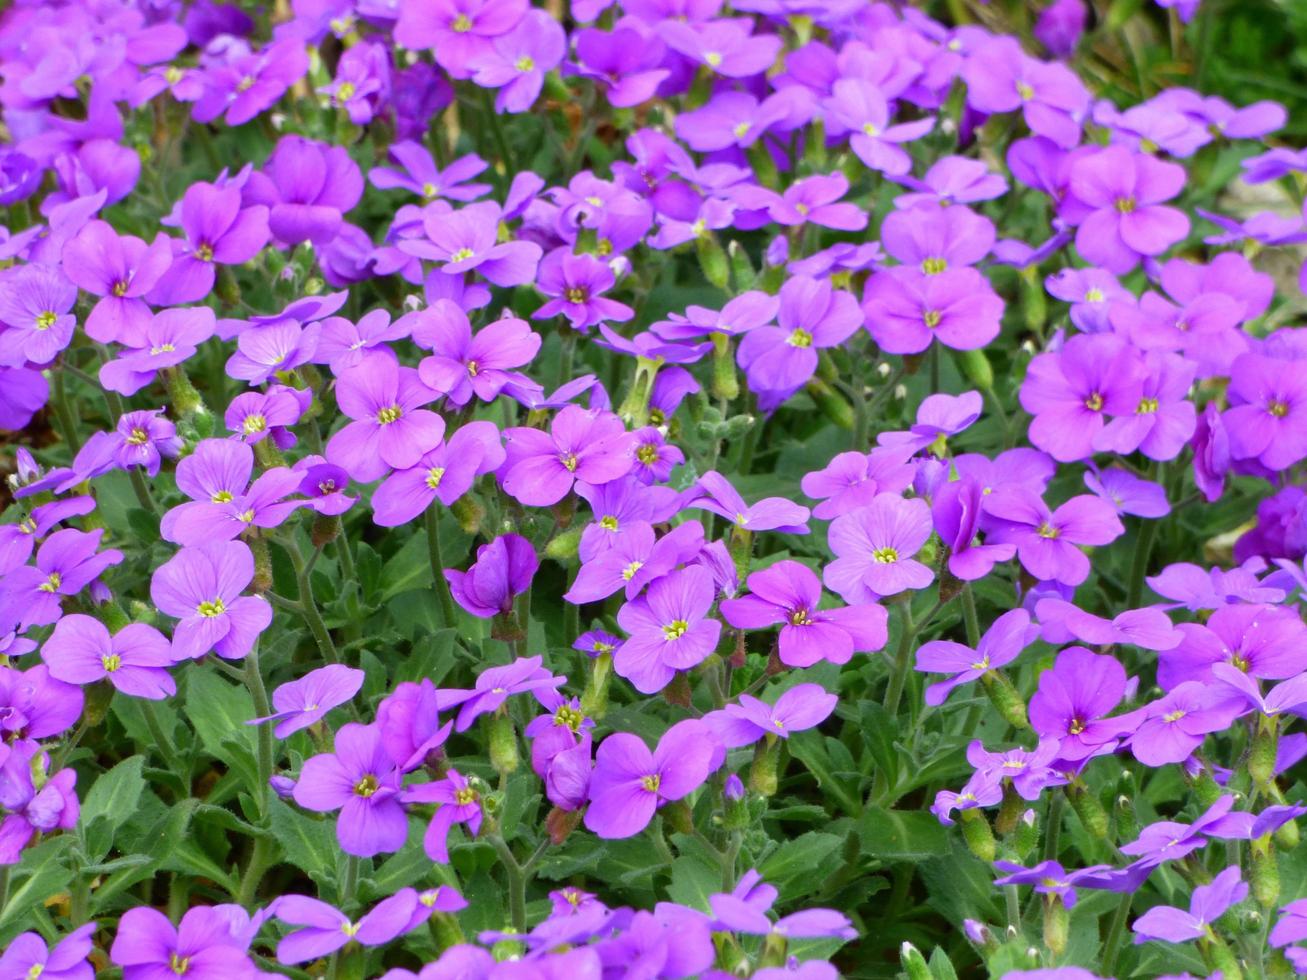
[
  {"left": 871, "top": 546, "right": 898, "bottom": 564},
  {"left": 787, "top": 328, "right": 813, "bottom": 348},
  {"left": 165, "top": 66, "right": 182, "bottom": 84},
  {"left": 18, "top": 517, "right": 36, "bottom": 535},
  {"left": 243, "top": 414, "right": 267, "bottom": 434},
  {"left": 704, "top": 51, "right": 722, "bottom": 67},
  {"left": 555, "top": 705, "right": 585, "bottom": 730},
  {"left": 970, "top": 656, "right": 990, "bottom": 671},
  {"left": 861, "top": 122, "right": 880, "bottom": 137},
  {"left": 466, "top": 360, "right": 479, "bottom": 377},
  {"left": 923, "top": 309, "right": 942, "bottom": 329},
  {"left": 38, "top": 571, "right": 62, "bottom": 593},
  {"left": 1137, "top": 397, "right": 1159, "bottom": 414},
  {"left": 336, "top": 81, "right": 356, "bottom": 101},
  {"left": 622, "top": 560, "right": 643, "bottom": 581},
  {"left": 422, "top": 182, "right": 439, "bottom": 198},
  {"left": 35, "top": 311, "right": 57, "bottom": 330},
  {"left": 169, "top": 953, "right": 190, "bottom": 975},
  {"left": 197, "top": 598, "right": 226, "bottom": 617},
  {"left": 1085, "top": 287, "right": 1104, "bottom": 303},
  {"left": 455, "top": 786, "right": 478, "bottom": 805},
  {"left": 560, "top": 453, "right": 579, "bottom": 472},
  {"left": 112, "top": 280, "right": 129, "bottom": 297},
  {"left": 636, "top": 444, "right": 659, "bottom": 464},
  {"left": 565, "top": 286, "right": 588, "bottom": 304},
  {"left": 125, "top": 427, "right": 150, "bottom": 445},
  {"left": 1084, "top": 392, "right": 1103, "bottom": 412},
  {"left": 451, "top": 247, "right": 475, "bottom": 262},
  {"left": 451, "top": 13, "right": 473, "bottom": 31},
  {"left": 789, "top": 608, "right": 811, "bottom": 626},
  {"left": 355, "top": 774, "right": 379, "bottom": 797},
  {"left": 1162, "top": 709, "right": 1186, "bottom": 723},
  {"left": 236, "top": 509, "right": 255, "bottom": 523},
  {"left": 196, "top": 243, "right": 214, "bottom": 262},
  {"left": 515, "top": 55, "right": 535, "bottom": 72},
  {"left": 318, "top": 480, "right": 336, "bottom": 494},
  {"left": 662, "top": 619, "right": 689, "bottom": 640},
  {"left": 1268, "top": 399, "right": 1289, "bottom": 418},
  {"left": 102, "top": 653, "right": 122, "bottom": 672},
  {"left": 921, "top": 257, "right": 947, "bottom": 275},
  {"left": 691, "top": 219, "right": 707, "bottom": 238},
  {"left": 340, "top": 921, "right": 360, "bottom": 937},
  {"left": 425, "top": 467, "right": 446, "bottom": 489},
  {"left": 236, "top": 74, "right": 256, "bottom": 92},
  {"left": 150, "top": 343, "right": 176, "bottom": 355},
  {"left": 1068, "top": 718, "right": 1085, "bottom": 735},
  {"left": 1015, "top": 81, "right": 1034, "bottom": 100},
  {"left": 1036, "top": 523, "right": 1060, "bottom": 539},
  {"left": 641, "top": 773, "right": 662, "bottom": 792},
  {"left": 1114, "top": 196, "right": 1136, "bottom": 214},
  {"left": 376, "top": 405, "right": 403, "bottom": 425},
  {"left": 599, "top": 515, "right": 619, "bottom": 531}
]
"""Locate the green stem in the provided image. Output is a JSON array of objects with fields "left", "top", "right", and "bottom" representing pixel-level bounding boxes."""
[
  {"left": 488, "top": 834, "right": 528, "bottom": 933},
  {"left": 246, "top": 642, "right": 274, "bottom": 813},
  {"left": 0, "top": 866, "right": 9, "bottom": 915},
  {"left": 237, "top": 835, "right": 275, "bottom": 908},
  {"left": 1005, "top": 885, "right": 1021, "bottom": 934},
  {"left": 52, "top": 369, "right": 82, "bottom": 455},
  {"left": 425, "top": 503, "right": 459, "bottom": 628},
  {"left": 1126, "top": 515, "right": 1161, "bottom": 609},
  {"left": 286, "top": 539, "right": 341, "bottom": 663},
  {"left": 961, "top": 584, "right": 981, "bottom": 648},
  {"left": 128, "top": 466, "right": 158, "bottom": 515},
  {"left": 479, "top": 87, "right": 515, "bottom": 177},
  {"left": 1100, "top": 890, "right": 1134, "bottom": 976},
  {"left": 554, "top": 329, "right": 577, "bottom": 392},
  {"left": 1044, "top": 790, "right": 1066, "bottom": 863},
  {"left": 141, "top": 698, "right": 186, "bottom": 791}
]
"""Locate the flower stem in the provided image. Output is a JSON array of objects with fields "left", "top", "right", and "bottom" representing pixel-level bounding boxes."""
[
  {"left": 285, "top": 538, "right": 341, "bottom": 663},
  {"left": 1044, "top": 789, "right": 1065, "bottom": 863},
  {"left": 961, "top": 583, "right": 981, "bottom": 648},
  {"left": 882, "top": 605, "right": 917, "bottom": 716},
  {"left": 1126, "top": 514, "right": 1161, "bottom": 609},
  {"left": 488, "top": 833, "right": 528, "bottom": 933},
  {"left": 141, "top": 697, "right": 186, "bottom": 792},
  {"left": 1100, "top": 890, "right": 1134, "bottom": 976},
  {"left": 425, "top": 503, "right": 459, "bottom": 628}
]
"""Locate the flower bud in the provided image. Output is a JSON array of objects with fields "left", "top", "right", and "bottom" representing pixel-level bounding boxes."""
[
  {"left": 1042, "top": 897, "right": 1068, "bottom": 956},
  {"left": 1275, "top": 817, "right": 1299, "bottom": 850},
  {"left": 981, "top": 670, "right": 1029, "bottom": 729},
  {"left": 749, "top": 735, "right": 781, "bottom": 797},
  {"left": 251, "top": 537, "right": 273, "bottom": 594},
  {"left": 1250, "top": 717, "right": 1279, "bottom": 787},
  {"left": 430, "top": 911, "right": 465, "bottom": 952},
  {"left": 995, "top": 784, "right": 1023, "bottom": 836},
  {"left": 451, "top": 495, "right": 484, "bottom": 535},
  {"left": 581, "top": 652, "right": 612, "bottom": 720},
  {"left": 710, "top": 331, "right": 740, "bottom": 401},
  {"left": 83, "top": 679, "right": 116, "bottom": 727},
  {"left": 1013, "top": 808, "right": 1039, "bottom": 859},
  {"left": 1067, "top": 785, "right": 1109, "bottom": 839},
  {"left": 1251, "top": 837, "right": 1281, "bottom": 908},
  {"left": 697, "top": 233, "right": 731, "bottom": 291},
  {"left": 488, "top": 713, "right": 519, "bottom": 776},
  {"left": 1115, "top": 795, "right": 1138, "bottom": 842},
  {"left": 955, "top": 347, "right": 994, "bottom": 391},
  {"left": 546, "top": 806, "right": 583, "bottom": 845},
  {"left": 900, "top": 942, "right": 931, "bottom": 980},
  {"left": 311, "top": 514, "right": 341, "bottom": 549},
  {"left": 960, "top": 808, "right": 997, "bottom": 862},
  {"left": 544, "top": 526, "right": 582, "bottom": 562},
  {"left": 805, "top": 377, "right": 855, "bottom": 429}
]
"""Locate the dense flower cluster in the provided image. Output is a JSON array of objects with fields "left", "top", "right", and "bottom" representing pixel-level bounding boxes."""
[{"left": 0, "top": 0, "right": 1305, "bottom": 977}]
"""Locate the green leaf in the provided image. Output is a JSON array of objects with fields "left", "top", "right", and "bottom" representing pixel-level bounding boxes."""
[
  {"left": 267, "top": 797, "right": 337, "bottom": 885},
  {"left": 757, "top": 832, "right": 843, "bottom": 901},
  {"left": 81, "top": 755, "right": 146, "bottom": 832},
  {"left": 666, "top": 855, "right": 719, "bottom": 912},
  {"left": 0, "top": 836, "right": 74, "bottom": 940},
  {"left": 184, "top": 668, "right": 261, "bottom": 794},
  {"left": 857, "top": 805, "right": 950, "bottom": 862}
]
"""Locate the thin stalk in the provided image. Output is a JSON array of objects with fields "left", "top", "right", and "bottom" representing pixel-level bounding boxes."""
[
  {"left": 141, "top": 698, "right": 186, "bottom": 790},
  {"left": 479, "top": 87, "right": 515, "bottom": 177},
  {"left": 488, "top": 834, "right": 528, "bottom": 933},
  {"left": 1126, "top": 515, "right": 1161, "bottom": 609},
  {"left": 882, "top": 605, "right": 916, "bottom": 716},
  {"left": 1044, "top": 789, "right": 1066, "bottom": 863},
  {"left": 1005, "top": 886, "right": 1021, "bottom": 934},
  {"left": 285, "top": 539, "right": 342, "bottom": 663},
  {"left": 961, "top": 584, "right": 981, "bottom": 648},
  {"left": 425, "top": 503, "right": 459, "bottom": 628},
  {"left": 128, "top": 466, "right": 158, "bottom": 515},
  {"left": 51, "top": 369, "right": 82, "bottom": 455},
  {"left": 1100, "top": 890, "right": 1134, "bottom": 976}
]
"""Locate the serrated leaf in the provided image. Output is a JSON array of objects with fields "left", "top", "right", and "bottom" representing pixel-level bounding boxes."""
[
  {"left": 267, "top": 797, "right": 337, "bottom": 883},
  {"left": 0, "top": 836, "right": 74, "bottom": 939}
]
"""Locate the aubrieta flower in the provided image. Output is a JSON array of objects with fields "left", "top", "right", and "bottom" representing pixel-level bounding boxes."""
[
  {"left": 372, "top": 420, "right": 505, "bottom": 527},
  {"left": 963, "top": 36, "right": 1090, "bottom": 147},
  {"left": 243, "top": 134, "right": 364, "bottom": 246},
  {"left": 583, "top": 718, "right": 716, "bottom": 839},
  {"left": 985, "top": 489, "right": 1124, "bottom": 587},
  {"left": 438, "top": 655, "right": 562, "bottom": 732},
  {"left": 467, "top": 9, "right": 566, "bottom": 113},
  {"left": 1223, "top": 352, "right": 1307, "bottom": 471},
  {"left": 615, "top": 565, "right": 722, "bottom": 694},
  {"left": 566, "top": 26, "right": 671, "bottom": 109},
  {"left": 327, "top": 354, "right": 446, "bottom": 482},
  {"left": 500, "top": 406, "right": 634, "bottom": 507},
  {"left": 404, "top": 200, "right": 541, "bottom": 287},
  {"left": 224, "top": 320, "right": 321, "bottom": 385},
  {"left": 0, "top": 922, "right": 97, "bottom": 980},
  {"left": 822, "top": 79, "right": 934, "bottom": 176},
  {"left": 1157, "top": 602, "right": 1306, "bottom": 689},
  {"left": 824, "top": 493, "right": 934, "bottom": 604},
  {"left": 932, "top": 771, "right": 1005, "bottom": 825},
  {"left": 801, "top": 449, "right": 916, "bottom": 522},
  {"left": 402, "top": 767, "right": 485, "bottom": 861},
  {"left": 932, "top": 477, "right": 1018, "bottom": 581},
  {"left": 533, "top": 249, "right": 634, "bottom": 331},
  {"left": 687, "top": 471, "right": 811, "bottom": 535},
  {"left": 314, "top": 309, "right": 411, "bottom": 373},
  {"left": 149, "top": 540, "right": 272, "bottom": 661},
  {"left": 737, "top": 275, "right": 862, "bottom": 400},
  {"left": 1128, "top": 681, "right": 1245, "bottom": 767},
  {"left": 719, "top": 560, "right": 888, "bottom": 667},
  {"left": 445, "top": 533, "right": 539, "bottom": 620},
  {"left": 863, "top": 266, "right": 1003, "bottom": 355},
  {"left": 0, "top": 496, "right": 96, "bottom": 577},
  {"left": 191, "top": 38, "right": 309, "bottom": 128},
  {"left": 1084, "top": 466, "right": 1170, "bottom": 519},
  {"left": 659, "top": 17, "right": 781, "bottom": 78},
  {"left": 318, "top": 41, "right": 391, "bottom": 125},
  {"left": 0, "top": 740, "right": 80, "bottom": 863},
  {"left": 294, "top": 722, "right": 408, "bottom": 857},
  {"left": 99, "top": 307, "right": 217, "bottom": 396},
  {"left": 0, "top": 263, "right": 77, "bottom": 367},
  {"left": 565, "top": 520, "right": 704, "bottom": 604},
  {"left": 369, "top": 143, "right": 491, "bottom": 202},
  {"left": 1044, "top": 266, "right": 1131, "bottom": 333},
  {"left": 880, "top": 203, "right": 996, "bottom": 275},
  {"left": 1132, "top": 867, "right": 1247, "bottom": 945},
  {"left": 0, "top": 528, "right": 123, "bottom": 629},
  {"left": 993, "top": 861, "right": 1110, "bottom": 910},
  {"left": 0, "top": 664, "right": 84, "bottom": 740},
  {"left": 150, "top": 181, "right": 270, "bottom": 304},
  {"left": 60, "top": 220, "right": 173, "bottom": 344},
  {"left": 915, "top": 608, "right": 1038, "bottom": 707},
  {"left": 1028, "top": 646, "right": 1135, "bottom": 762},
  {"left": 705, "top": 683, "right": 838, "bottom": 748},
  {"left": 110, "top": 906, "right": 258, "bottom": 980},
  {"left": 225, "top": 385, "right": 309, "bottom": 446},
  {"left": 248, "top": 664, "right": 365, "bottom": 738},
  {"left": 966, "top": 739, "right": 1067, "bottom": 800},
  {"left": 41, "top": 614, "right": 175, "bottom": 700},
  {"left": 394, "top": 0, "right": 528, "bottom": 78},
  {"left": 162, "top": 452, "right": 305, "bottom": 547},
  {"left": 273, "top": 891, "right": 417, "bottom": 965},
  {"left": 414, "top": 302, "right": 540, "bottom": 406}
]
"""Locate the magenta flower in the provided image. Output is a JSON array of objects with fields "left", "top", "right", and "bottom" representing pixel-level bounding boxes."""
[
  {"left": 824, "top": 493, "right": 934, "bottom": 603},
  {"left": 402, "top": 767, "right": 484, "bottom": 861},
  {"left": 800, "top": 449, "right": 916, "bottom": 521},
  {"left": 659, "top": 18, "right": 781, "bottom": 78},
  {"left": 500, "top": 406, "right": 634, "bottom": 506},
  {"left": 369, "top": 143, "right": 491, "bottom": 202},
  {"left": 0, "top": 528, "right": 123, "bottom": 629},
  {"left": 1028, "top": 646, "right": 1135, "bottom": 762},
  {"left": 243, "top": 134, "right": 363, "bottom": 246},
  {"left": 565, "top": 521, "right": 704, "bottom": 604},
  {"left": 675, "top": 91, "right": 796, "bottom": 153},
  {"left": 567, "top": 26, "right": 670, "bottom": 109},
  {"left": 293, "top": 722, "right": 408, "bottom": 857},
  {"left": 110, "top": 906, "right": 256, "bottom": 980},
  {"left": 149, "top": 182, "right": 269, "bottom": 304},
  {"left": 0, "top": 664, "right": 83, "bottom": 740},
  {"left": 467, "top": 9, "right": 565, "bottom": 113},
  {"left": 60, "top": 219, "right": 173, "bottom": 344},
  {"left": 395, "top": 0, "right": 528, "bottom": 78},
  {"left": 415, "top": 302, "right": 540, "bottom": 406},
  {"left": 615, "top": 566, "right": 722, "bottom": 694},
  {"left": 1157, "top": 603, "right": 1306, "bottom": 689},
  {"left": 248, "top": 664, "right": 364, "bottom": 738},
  {"left": 0, "top": 741, "right": 79, "bottom": 863},
  {"left": 1128, "top": 681, "right": 1244, "bottom": 767},
  {"left": 932, "top": 477, "right": 1018, "bottom": 582},
  {"left": 225, "top": 385, "right": 308, "bottom": 446},
  {"left": 99, "top": 307, "right": 217, "bottom": 396},
  {"left": 1224, "top": 353, "right": 1307, "bottom": 471},
  {"left": 737, "top": 275, "right": 862, "bottom": 397},
  {"left": 880, "top": 203, "right": 996, "bottom": 275},
  {"left": 326, "top": 354, "right": 446, "bottom": 482},
  {"left": 687, "top": 471, "right": 811, "bottom": 535},
  {"left": 273, "top": 891, "right": 416, "bottom": 965},
  {"left": 720, "top": 560, "right": 888, "bottom": 667},
  {"left": 985, "top": 490, "right": 1124, "bottom": 587},
  {"left": 437, "top": 655, "right": 562, "bottom": 732},
  {"left": 1084, "top": 466, "right": 1170, "bottom": 519},
  {"left": 1019, "top": 333, "right": 1147, "bottom": 462},
  {"left": 822, "top": 79, "right": 934, "bottom": 175},
  {"left": 916, "top": 608, "right": 1038, "bottom": 707},
  {"left": 372, "top": 420, "right": 504, "bottom": 527},
  {"left": 1066, "top": 146, "right": 1189, "bottom": 274},
  {"left": 1132, "top": 867, "right": 1247, "bottom": 945},
  {"left": 312, "top": 309, "right": 410, "bottom": 373},
  {"left": 862, "top": 267, "right": 1003, "bottom": 354},
  {"left": 224, "top": 320, "right": 321, "bottom": 386},
  {"left": 149, "top": 541, "right": 272, "bottom": 661},
  {"left": 1035, "top": 597, "right": 1180, "bottom": 651},
  {"left": 191, "top": 38, "right": 308, "bottom": 127},
  {"left": 0, "top": 496, "right": 95, "bottom": 577},
  {"left": 533, "top": 249, "right": 634, "bottom": 331},
  {"left": 0, "top": 263, "right": 77, "bottom": 367},
  {"left": 967, "top": 739, "right": 1066, "bottom": 800},
  {"left": 161, "top": 439, "right": 305, "bottom": 545},
  {"left": 318, "top": 41, "right": 391, "bottom": 124},
  {"left": 963, "top": 36, "right": 1090, "bottom": 148},
  {"left": 41, "top": 614, "right": 175, "bottom": 700},
  {"left": 583, "top": 719, "right": 716, "bottom": 839},
  {"left": 0, "top": 369, "right": 48, "bottom": 431},
  {"left": 0, "top": 923, "right": 97, "bottom": 980},
  {"left": 705, "top": 683, "right": 837, "bottom": 748},
  {"left": 445, "top": 533, "right": 538, "bottom": 619},
  {"left": 405, "top": 200, "right": 541, "bottom": 286}
]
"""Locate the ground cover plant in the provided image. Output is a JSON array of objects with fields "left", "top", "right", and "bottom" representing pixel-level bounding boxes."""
[{"left": 1, "top": 0, "right": 1307, "bottom": 977}]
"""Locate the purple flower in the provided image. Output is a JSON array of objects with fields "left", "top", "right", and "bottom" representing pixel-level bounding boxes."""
[
  {"left": 674, "top": 91, "right": 797, "bottom": 153},
  {"left": 1028, "top": 646, "right": 1135, "bottom": 762},
  {"left": 445, "top": 533, "right": 538, "bottom": 619},
  {"left": 41, "top": 614, "right": 174, "bottom": 700},
  {"left": 1157, "top": 603, "right": 1306, "bottom": 689},
  {"left": 1084, "top": 466, "right": 1170, "bottom": 519},
  {"left": 1092, "top": 352, "right": 1196, "bottom": 461},
  {"left": 191, "top": 39, "right": 309, "bottom": 127},
  {"left": 994, "top": 860, "right": 1109, "bottom": 910},
  {"left": 225, "top": 385, "right": 308, "bottom": 446},
  {"left": 161, "top": 440, "right": 305, "bottom": 545},
  {"left": 933, "top": 477, "right": 1018, "bottom": 581},
  {"left": 615, "top": 566, "right": 722, "bottom": 694},
  {"left": 879, "top": 391, "right": 984, "bottom": 455},
  {"left": 1065, "top": 146, "right": 1189, "bottom": 274},
  {"left": 402, "top": 768, "right": 484, "bottom": 861},
  {"left": 0, "top": 741, "right": 79, "bottom": 863},
  {"left": 737, "top": 275, "right": 862, "bottom": 397},
  {"left": 500, "top": 406, "right": 634, "bottom": 506},
  {"left": 273, "top": 891, "right": 416, "bottom": 965},
  {"left": 0, "top": 264, "right": 77, "bottom": 367},
  {"left": 985, "top": 490, "right": 1124, "bottom": 587},
  {"left": 705, "top": 683, "right": 837, "bottom": 747},
  {"left": 824, "top": 493, "right": 934, "bottom": 603},
  {"left": 0, "top": 923, "right": 97, "bottom": 980},
  {"left": 0, "top": 528, "right": 123, "bottom": 629},
  {"left": 1224, "top": 353, "right": 1307, "bottom": 471},
  {"left": 149, "top": 182, "right": 269, "bottom": 304},
  {"left": 822, "top": 79, "right": 934, "bottom": 176},
  {"left": 659, "top": 18, "right": 781, "bottom": 78},
  {"left": 0, "top": 496, "right": 95, "bottom": 577},
  {"left": 60, "top": 220, "right": 173, "bottom": 344},
  {"left": 468, "top": 9, "right": 565, "bottom": 113},
  {"left": 583, "top": 718, "right": 716, "bottom": 838},
  {"left": 110, "top": 906, "right": 256, "bottom": 980},
  {"left": 415, "top": 302, "right": 540, "bottom": 406},
  {"left": 534, "top": 249, "right": 634, "bottom": 331},
  {"left": 248, "top": 664, "right": 364, "bottom": 738},
  {"left": 1120, "top": 795, "right": 1245, "bottom": 868},
  {"left": 967, "top": 739, "right": 1067, "bottom": 800},
  {"left": 293, "top": 722, "right": 408, "bottom": 857},
  {"left": 326, "top": 354, "right": 446, "bottom": 482},
  {"left": 1020, "top": 333, "right": 1146, "bottom": 462},
  {"left": 1128, "top": 681, "right": 1244, "bottom": 767},
  {"left": 223, "top": 320, "right": 321, "bottom": 386},
  {"left": 243, "top": 134, "right": 363, "bottom": 246},
  {"left": 0, "top": 665, "right": 83, "bottom": 740},
  {"left": 565, "top": 520, "right": 704, "bottom": 604},
  {"left": 1045, "top": 267, "right": 1131, "bottom": 333},
  {"left": 318, "top": 41, "right": 391, "bottom": 124},
  {"left": 653, "top": 291, "right": 779, "bottom": 341},
  {"left": 313, "top": 309, "right": 411, "bottom": 373},
  {"left": 894, "top": 156, "right": 1008, "bottom": 209},
  {"left": 99, "top": 307, "right": 217, "bottom": 396},
  {"left": 567, "top": 26, "right": 671, "bottom": 109},
  {"left": 369, "top": 143, "right": 491, "bottom": 202},
  {"left": 963, "top": 36, "right": 1089, "bottom": 148},
  {"left": 932, "top": 771, "right": 1004, "bottom": 825},
  {"left": 687, "top": 471, "right": 810, "bottom": 534},
  {"left": 404, "top": 200, "right": 541, "bottom": 287},
  {"left": 881, "top": 203, "right": 996, "bottom": 275},
  {"left": 862, "top": 266, "right": 1002, "bottom": 355},
  {"left": 800, "top": 449, "right": 916, "bottom": 521},
  {"left": 916, "top": 609, "right": 1038, "bottom": 707},
  {"left": 1132, "top": 867, "right": 1247, "bottom": 944},
  {"left": 1210, "top": 663, "right": 1307, "bottom": 720},
  {"left": 720, "top": 560, "right": 887, "bottom": 667},
  {"left": 438, "top": 655, "right": 562, "bottom": 731},
  {"left": 1147, "top": 560, "right": 1284, "bottom": 612},
  {"left": 394, "top": 0, "right": 528, "bottom": 78},
  {"left": 149, "top": 541, "right": 272, "bottom": 661},
  {"left": 0, "top": 367, "right": 48, "bottom": 431},
  {"left": 372, "top": 420, "right": 504, "bottom": 527}
]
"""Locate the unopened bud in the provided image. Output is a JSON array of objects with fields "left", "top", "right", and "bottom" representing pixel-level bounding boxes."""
[
  {"left": 251, "top": 537, "right": 273, "bottom": 593},
  {"left": 1013, "top": 808, "right": 1039, "bottom": 859},
  {"left": 981, "top": 670, "right": 1029, "bottom": 729},
  {"left": 805, "top": 377, "right": 855, "bottom": 429},
  {"left": 955, "top": 347, "right": 994, "bottom": 391},
  {"left": 1043, "top": 897, "right": 1068, "bottom": 956},
  {"left": 697, "top": 234, "right": 730, "bottom": 291},
  {"left": 710, "top": 332, "right": 740, "bottom": 401},
  {"left": 960, "top": 808, "right": 996, "bottom": 862},
  {"left": 1251, "top": 718, "right": 1279, "bottom": 787},
  {"left": 488, "top": 713, "right": 518, "bottom": 775},
  {"left": 900, "top": 941, "right": 931, "bottom": 980},
  {"left": 1252, "top": 837, "right": 1281, "bottom": 908},
  {"left": 311, "top": 514, "right": 341, "bottom": 549},
  {"left": 545, "top": 526, "right": 582, "bottom": 562},
  {"left": 749, "top": 735, "right": 781, "bottom": 797},
  {"left": 1068, "top": 785, "right": 1109, "bottom": 839},
  {"left": 581, "top": 652, "right": 612, "bottom": 720}
]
